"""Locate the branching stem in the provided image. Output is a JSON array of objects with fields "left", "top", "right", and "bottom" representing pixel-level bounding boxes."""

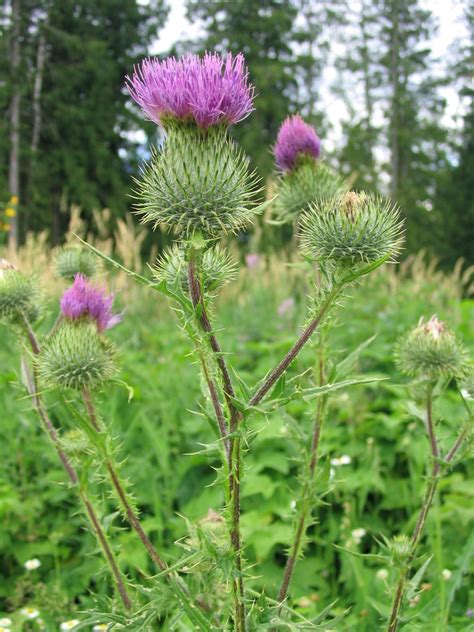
[
  {"left": 19, "top": 316, "right": 132, "bottom": 610},
  {"left": 187, "top": 254, "right": 246, "bottom": 632},
  {"left": 386, "top": 389, "right": 469, "bottom": 632}
]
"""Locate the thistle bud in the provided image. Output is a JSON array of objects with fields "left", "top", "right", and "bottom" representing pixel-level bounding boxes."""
[
  {"left": 389, "top": 534, "right": 412, "bottom": 567},
  {"left": 60, "top": 428, "right": 91, "bottom": 457},
  {"left": 153, "top": 244, "right": 238, "bottom": 295},
  {"left": 396, "top": 316, "right": 469, "bottom": 381},
  {"left": 53, "top": 246, "right": 97, "bottom": 280},
  {"left": 299, "top": 191, "right": 403, "bottom": 271},
  {"left": 0, "top": 263, "right": 41, "bottom": 324},
  {"left": 271, "top": 115, "right": 347, "bottom": 223},
  {"left": 37, "top": 321, "right": 117, "bottom": 391}
]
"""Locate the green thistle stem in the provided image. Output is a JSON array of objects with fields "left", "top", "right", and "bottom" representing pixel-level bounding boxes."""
[
  {"left": 187, "top": 254, "right": 246, "bottom": 632},
  {"left": 19, "top": 315, "right": 132, "bottom": 610},
  {"left": 387, "top": 390, "right": 469, "bottom": 632},
  {"left": 249, "top": 285, "right": 342, "bottom": 406},
  {"left": 81, "top": 388, "right": 212, "bottom": 629},
  {"left": 277, "top": 354, "right": 327, "bottom": 607}
]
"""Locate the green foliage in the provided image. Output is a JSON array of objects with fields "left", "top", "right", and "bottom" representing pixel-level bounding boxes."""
[
  {"left": 37, "top": 321, "right": 117, "bottom": 390},
  {"left": 1, "top": 260, "right": 472, "bottom": 629},
  {"left": 136, "top": 124, "right": 261, "bottom": 237}
]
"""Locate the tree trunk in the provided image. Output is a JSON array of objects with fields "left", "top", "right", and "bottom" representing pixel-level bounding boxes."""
[
  {"left": 25, "top": 25, "right": 47, "bottom": 233},
  {"left": 388, "top": 0, "right": 400, "bottom": 201},
  {"left": 8, "top": 0, "right": 21, "bottom": 248}
]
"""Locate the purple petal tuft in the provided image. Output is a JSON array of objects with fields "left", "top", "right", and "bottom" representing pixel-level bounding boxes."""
[
  {"left": 60, "top": 275, "right": 121, "bottom": 332},
  {"left": 274, "top": 115, "right": 321, "bottom": 172},
  {"left": 126, "top": 52, "right": 255, "bottom": 129}
]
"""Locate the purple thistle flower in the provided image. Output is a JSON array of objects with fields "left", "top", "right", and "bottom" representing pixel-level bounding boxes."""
[
  {"left": 126, "top": 52, "right": 255, "bottom": 129},
  {"left": 60, "top": 275, "right": 121, "bottom": 333},
  {"left": 274, "top": 114, "right": 321, "bottom": 172}
]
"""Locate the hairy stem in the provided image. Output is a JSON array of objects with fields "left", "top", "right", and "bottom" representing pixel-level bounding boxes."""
[
  {"left": 277, "top": 353, "right": 326, "bottom": 606},
  {"left": 187, "top": 255, "right": 246, "bottom": 632},
  {"left": 19, "top": 317, "right": 131, "bottom": 609},
  {"left": 386, "top": 390, "right": 468, "bottom": 632},
  {"left": 248, "top": 286, "right": 341, "bottom": 407}
]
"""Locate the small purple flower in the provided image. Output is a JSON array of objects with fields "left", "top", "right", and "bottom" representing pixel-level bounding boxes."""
[
  {"left": 127, "top": 52, "right": 255, "bottom": 129},
  {"left": 466, "top": 608, "right": 474, "bottom": 618},
  {"left": 245, "top": 253, "right": 261, "bottom": 269},
  {"left": 277, "top": 297, "right": 295, "bottom": 317},
  {"left": 60, "top": 275, "right": 121, "bottom": 333},
  {"left": 274, "top": 114, "right": 321, "bottom": 172}
]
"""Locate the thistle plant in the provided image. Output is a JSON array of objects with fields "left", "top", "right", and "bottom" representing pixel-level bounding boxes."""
[
  {"left": 386, "top": 316, "right": 472, "bottom": 631},
  {"left": 9, "top": 49, "right": 467, "bottom": 631},
  {"left": 271, "top": 115, "right": 347, "bottom": 224}
]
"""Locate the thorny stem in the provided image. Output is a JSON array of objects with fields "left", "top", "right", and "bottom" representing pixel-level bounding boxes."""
[
  {"left": 248, "top": 286, "right": 341, "bottom": 407},
  {"left": 19, "top": 316, "right": 132, "bottom": 610},
  {"left": 82, "top": 387, "right": 167, "bottom": 572},
  {"left": 277, "top": 352, "right": 326, "bottom": 607},
  {"left": 81, "top": 387, "right": 213, "bottom": 629},
  {"left": 387, "top": 390, "right": 469, "bottom": 632},
  {"left": 187, "top": 255, "right": 246, "bottom": 632}
]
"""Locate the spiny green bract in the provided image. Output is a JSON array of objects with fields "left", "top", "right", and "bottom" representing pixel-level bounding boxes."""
[
  {"left": 135, "top": 123, "right": 261, "bottom": 237},
  {"left": 395, "top": 316, "right": 469, "bottom": 381},
  {"left": 0, "top": 268, "right": 41, "bottom": 324},
  {"left": 299, "top": 191, "right": 404, "bottom": 269},
  {"left": 153, "top": 244, "right": 238, "bottom": 295},
  {"left": 53, "top": 246, "right": 97, "bottom": 280},
  {"left": 271, "top": 158, "right": 347, "bottom": 224},
  {"left": 37, "top": 321, "right": 117, "bottom": 391}
]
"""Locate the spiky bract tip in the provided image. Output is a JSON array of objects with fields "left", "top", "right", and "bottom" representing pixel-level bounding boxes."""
[
  {"left": 135, "top": 124, "right": 260, "bottom": 237},
  {"left": 53, "top": 246, "right": 97, "bottom": 280},
  {"left": 37, "top": 322, "right": 117, "bottom": 391},
  {"left": 0, "top": 268, "right": 41, "bottom": 325},
  {"left": 272, "top": 159, "right": 348, "bottom": 223},
  {"left": 154, "top": 244, "right": 238, "bottom": 295},
  {"left": 299, "top": 191, "right": 404, "bottom": 271},
  {"left": 395, "top": 316, "right": 469, "bottom": 381}
]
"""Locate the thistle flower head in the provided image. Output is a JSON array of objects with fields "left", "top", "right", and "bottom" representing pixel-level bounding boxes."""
[
  {"left": 127, "top": 52, "right": 254, "bottom": 130},
  {"left": 395, "top": 316, "right": 469, "bottom": 381},
  {"left": 274, "top": 115, "right": 321, "bottom": 173},
  {"left": 299, "top": 191, "right": 404, "bottom": 271},
  {"left": 53, "top": 246, "right": 97, "bottom": 280},
  {"left": 0, "top": 264, "right": 41, "bottom": 324},
  {"left": 153, "top": 244, "right": 238, "bottom": 295},
  {"left": 37, "top": 321, "right": 117, "bottom": 391},
  {"left": 389, "top": 534, "right": 412, "bottom": 566},
  {"left": 60, "top": 275, "right": 121, "bottom": 332}
]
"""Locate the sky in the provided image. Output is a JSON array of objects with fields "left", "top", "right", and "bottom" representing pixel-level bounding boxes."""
[{"left": 137, "top": 0, "right": 468, "bottom": 150}]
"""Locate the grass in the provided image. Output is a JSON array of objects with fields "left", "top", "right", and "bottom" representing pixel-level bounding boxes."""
[{"left": 0, "top": 249, "right": 473, "bottom": 631}]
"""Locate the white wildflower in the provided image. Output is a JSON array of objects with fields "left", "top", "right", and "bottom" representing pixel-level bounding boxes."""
[
  {"left": 351, "top": 528, "right": 367, "bottom": 543},
  {"left": 60, "top": 620, "right": 80, "bottom": 631},
  {"left": 0, "top": 620, "right": 12, "bottom": 627},
  {"left": 24, "top": 558, "right": 41, "bottom": 571},
  {"left": 20, "top": 608, "right": 39, "bottom": 619},
  {"left": 442, "top": 569, "right": 452, "bottom": 581},
  {"left": 376, "top": 568, "right": 389, "bottom": 581}
]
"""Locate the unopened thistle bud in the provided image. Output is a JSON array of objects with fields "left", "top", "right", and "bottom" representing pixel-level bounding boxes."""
[
  {"left": 271, "top": 115, "right": 347, "bottom": 223},
  {"left": 0, "top": 261, "right": 41, "bottom": 324},
  {"left": 396, "top": 316, "right": 469, "bottom": 381},
  {"left": 154, "top": 244, "right": 238, "bottom": 295},
  {"left": 299, "top": 191, "right": 403, "bottom": 271},
  {"left": 389, "top": 534, "right": 412, "bottom": 567},
  {"left": 127, "top": 53, "right": 260, "bottom": 237},
  {"left": 37, "top": 321, "right": 117, "bottom": 391},
  {"left": 53, "top": 246, "right": 97, "bottom": 280}
]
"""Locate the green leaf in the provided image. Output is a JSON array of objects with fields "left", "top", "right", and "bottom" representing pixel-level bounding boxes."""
[{"left": 302, "top": 376, "right": 387, "bottom": 400}]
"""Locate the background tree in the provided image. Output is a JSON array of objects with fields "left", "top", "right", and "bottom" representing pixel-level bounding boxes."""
[{"left": 0, "top": 0, "right": 168, "bottom": 244}]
